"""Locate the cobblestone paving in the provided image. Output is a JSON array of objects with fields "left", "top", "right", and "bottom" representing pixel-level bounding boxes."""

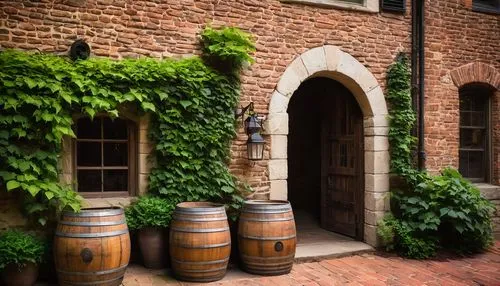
[{"left": 123, "top": 241, "right": 500, "bottom": 286}]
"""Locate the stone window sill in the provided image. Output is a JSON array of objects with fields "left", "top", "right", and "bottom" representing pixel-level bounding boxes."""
[
  {"left": 281, "top": 0, "right": 379, "bottom": 13},
  {"left": 83, "top": 197, "right": 135, "bottom": 209}
]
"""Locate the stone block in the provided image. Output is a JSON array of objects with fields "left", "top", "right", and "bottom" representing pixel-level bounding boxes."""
[
  {"left": 366, "top": 86, "right": 388, "bottom": 117},
  {"left": 269, "top": 90, "right": 290, "bottom": 114},
  {"left": 139, "top": 129, "right": 149, "bottom": 144},
  {"left": 324, "top": 45, "right": 342, "bottom": 71},
  {"left": 268, "top": 159, "right": 288, "bottom": 180},
  {"left": 139, "top": 153, "right": 155, "bottom": 175},
  {"left": 300, "top": 46, "right": 327, "bottom": 76},
  {"left": 264, "top": 113, "right": 288, "bottom": 135},
  {"left": 363, "top": 115, "right": 389, "bottom": 128},
  {"left": 364, "top": 224, "right": 380, "bottom": 247},
  {"left": 270, "top": 180, "right": 288, "bottom": 200},
  {"left": 365, "top": 174, "right": 390, "bottom": 193},
  {"left": 337, "top": 52, "right": 379, "bottom": 94},
  {"left": 365, "top": 151, "right": 390, "bottom": 174},
  {"left": 270, "top": 135, "right": 287, "bottom": 159},
  {"left": 364, "top": 135, "right": 389, "bottom": 151},
  {"left": 138, "top": 174, "right": 149, "bottom": 195},
  {"left": 365, "top": 209, "right": 386, "bottom": 226},
  {"left": 365, "top": 191, "right": 389, "bottom": 212},
  {"left": 276, "top": 57, "right": 308, "bottom": 97}
]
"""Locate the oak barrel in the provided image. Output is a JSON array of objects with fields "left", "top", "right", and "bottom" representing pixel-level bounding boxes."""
[
  {"left": 169, "top": 202, "right": 230, "bottom": 282},
  {"left": 54, "top": 207, "right": 131, "bottom": 286},
  {"left": 238, "top": 200, "right": 296, "bottom": 275}
]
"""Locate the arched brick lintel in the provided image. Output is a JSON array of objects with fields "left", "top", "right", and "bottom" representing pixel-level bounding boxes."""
[
  {"left": 266, "top": 45, "right": 390, "bottom": 246},
  {"left": 450, "top": 62, "right": 500, "bottom": 90}
]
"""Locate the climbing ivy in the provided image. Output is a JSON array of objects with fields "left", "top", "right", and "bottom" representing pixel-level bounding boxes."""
[
  {"left": 380, "top": 54, "right": 494, "bottom": 258},
  {"left": 0, "top": 26, "right": 254, "bottom": 226}
]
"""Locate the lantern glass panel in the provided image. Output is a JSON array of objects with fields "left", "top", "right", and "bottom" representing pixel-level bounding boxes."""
[{"left": 247, "top": 141, "right": 264, "bottom": 160}]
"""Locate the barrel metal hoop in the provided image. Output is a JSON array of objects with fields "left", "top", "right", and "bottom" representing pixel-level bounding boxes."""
[
  {"left": 175, "top": 266, "right": 227, "bottom": 273},
  {"left": 238, "top": 217, "right": 295, "bottom": 222},
  {"left": 174, "top": 206, "right": 225, "bottom": 213},
  {"left": 58, "top": 219, "right": 126, "bottom": 226},
  {"left": 238, "top": 234, "right": 296, "bottom": 240},
  {"left": 172, "top": 216, "right": 227, "bottom": 222},
  {"left": 170, "top": 227, "right": 229, "bottom": 233},
  {"left": 62, "top": 208, "right": 123, "bottom": 217},
  {"left": 55, "top": 229, "right": 128, "bottom": 238},
  {"left": 174, "top": 210, "right": 226, "bottom": 216},
  {"left": 173, "top": 242, "right": 231, "bottom": 249},
  {"left": 171, "top": 257, "right": 229, "bottom": 265},
  {"left": 241, "top": 209, "right": 292, "bottom": 214},
  {"left": 56, "top": 265, "right": 128, "bottom": 276},
  {"left": 60, "top": 275, "right": 123, "bottom": 285},
  {"left": 240, "top": 253, "right": 295, "bottom": 261}
]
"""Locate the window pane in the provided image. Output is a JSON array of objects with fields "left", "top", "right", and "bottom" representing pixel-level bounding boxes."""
[
  {"left": 103, "top": 143, "right": 128, "bottom": 166},
  {"left": 77, "top": 142, "right": 101, "bottom": 166},
  {"left": 460, "top": 129, "right": 485, "bottom": 149},
  {"left": 474, "top": 0, "right": 499, "bottom": 9},
  {"left": 103, "top": 170, "right": 128, "bottom": 192},
  {"left": 78, "top": 170, "right": 101, "bottom": 192},
  {"left": 77, "top": 118, "right": 101, "bottom": 139},
  {"left": 103, "top": 118, "right": 128, "bottom": 139},
  {"left": 468, "top": 151, "right": 485, "bottom": 179}
]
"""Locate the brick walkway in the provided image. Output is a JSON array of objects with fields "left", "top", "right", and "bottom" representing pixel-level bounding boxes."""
[{"left": 123, "top": 241, "right": 500, "bottom": 286}]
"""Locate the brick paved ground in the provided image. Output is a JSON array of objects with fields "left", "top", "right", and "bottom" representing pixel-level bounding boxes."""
[{"left": 123, "top": 241, "right": 500, "bottom": 286}]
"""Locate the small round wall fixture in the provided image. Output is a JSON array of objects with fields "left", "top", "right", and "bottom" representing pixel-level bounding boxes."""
[{"left": 69, "top": 39, "right": 90, "bottom": 61}]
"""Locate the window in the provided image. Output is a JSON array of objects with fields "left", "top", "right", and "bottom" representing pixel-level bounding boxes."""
[
  {"left": 459, "top": 85, "right": 491, "bottom": 182},
  {"left": 281, "top": 0, "right": 379, "bottom": 13},
  {"left": 75, "top": 117, "right": 137, "bottom": 197},
  {"left": 473, "top": 0, "right": 500, "bottom": 13}
]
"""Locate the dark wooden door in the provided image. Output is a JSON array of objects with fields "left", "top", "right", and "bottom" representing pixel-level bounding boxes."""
[{"left": 320, "top": 90, "right": 364, "bottom": 240}]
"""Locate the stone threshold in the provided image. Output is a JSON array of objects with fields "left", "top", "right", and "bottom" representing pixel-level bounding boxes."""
[{"left": 295, "top": 240, "right": 375, "bottom": 263}]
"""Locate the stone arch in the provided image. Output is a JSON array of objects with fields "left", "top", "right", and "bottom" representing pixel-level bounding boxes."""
[
  {"left": 450, "top": 62, "right": 500, "bottom": 90},
  {"left": 265, "top": 45, "right": 390, "bottom": 246}
]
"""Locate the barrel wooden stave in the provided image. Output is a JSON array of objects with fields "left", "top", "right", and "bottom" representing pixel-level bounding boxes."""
[
  {"left": 238, "top": 200, "right": 296, "bottom": 276},
  {"left": 54, "top": 208, "right": 130, "bottom": 286},
  {"left": 170, "top": 202, "right": 230, "bottom": 282}
]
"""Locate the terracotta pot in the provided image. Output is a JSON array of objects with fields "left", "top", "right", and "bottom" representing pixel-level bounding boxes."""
[
  {"left": 1, "top": 262, "right": 39, "bottom": 286},
  {"left": 138, "top": 227, "right": 169, "bottom": 269}
]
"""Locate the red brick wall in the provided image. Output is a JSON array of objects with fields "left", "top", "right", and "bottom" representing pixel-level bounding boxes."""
[
  {"left": 0, "top": 0, "right": 498, "bottom": 192},
  {"left": 424, "top": 0, "right": 499, "bottom": 183},
  {"left": 0, "top": 0, "right": 411, "bottom": 196}
]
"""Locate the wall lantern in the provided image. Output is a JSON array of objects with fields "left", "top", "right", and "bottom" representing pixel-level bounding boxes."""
[{"left": 235, "top": 102, "right": 265, "bottom": 161}]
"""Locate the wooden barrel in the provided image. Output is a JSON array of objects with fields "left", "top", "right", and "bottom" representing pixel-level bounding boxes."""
[
  {"left": 54, "top": 207, "right": 130, "bottom": 286},
  {"left": 169, "top": 202, "right": 230, "bottom": 282},
  {"left": 238, "top": 200, "right": 296, "bottom": 275}
]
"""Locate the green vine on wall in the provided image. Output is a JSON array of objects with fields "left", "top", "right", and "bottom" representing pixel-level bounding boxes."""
[
  {"left": 0, "top": 26, "right": 255, "bottom": 226},
  {"left": 380, "top": 55, "right": 494, "bottom": 259}
]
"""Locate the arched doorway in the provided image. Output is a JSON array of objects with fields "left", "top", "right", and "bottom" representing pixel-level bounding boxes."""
[
  {"left": 266, "top": 45, "right": 390, "bottom": 246},
  {"left": 288, "top": 78, "right": 364, "bottom": 240}
]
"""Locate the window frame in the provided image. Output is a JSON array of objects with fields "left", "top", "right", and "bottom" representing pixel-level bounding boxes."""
[
  {"left": 280, "top": 0, "right": 380, "bottom": 13},
  {"left": 72, "top": 114, "right": 138, "bottom": 198},
  {"left": 458, "top": 86, "right": 492, "bottom": 183},
  {"left": 472, "top": 0, "right": 500, "bottom": 14}
]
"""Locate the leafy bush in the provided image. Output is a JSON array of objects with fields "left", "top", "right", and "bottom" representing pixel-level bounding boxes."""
[
  {"left": 0, "top": 25, "right": 254, "bottom": 225},
  {"left": 381, "top": 55, "right": 494, "bottom": 259},
  {"left": 200, "top": 26, "right": 255, "bottom": 72},
  {"left": 125, "top": 196, "right": 176, "bottom": 230},
  {"left": 0, "top": 230, "right": 45, "bottom": 270}
]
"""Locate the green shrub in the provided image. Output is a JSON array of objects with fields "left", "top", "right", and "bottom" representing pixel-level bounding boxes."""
[
  {"left": 125, "top": 196, "right": 176, "bottom": 231},
  {"left": 383, "top": 55, "right": 494, "bottom": 258},
  {"left": 0, "top": 230, "right": 45, "bottom": 270},
  {"left": 200, "top": 26, "right": 255, "bottom": 72}
]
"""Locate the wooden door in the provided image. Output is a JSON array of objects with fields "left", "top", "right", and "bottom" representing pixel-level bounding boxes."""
[{"left": 320, "top": 90, "right": 364, "bottom": 240}]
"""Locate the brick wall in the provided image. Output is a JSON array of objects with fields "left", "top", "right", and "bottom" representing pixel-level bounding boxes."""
[
  {"left": 0, "top": 0, "right": 498, "bottom": 230},
  {"left": 423, "top": 0, "right": 499, "bottom": 181},
  {"left": 0, "top": 0, "right": 411, "bottom": 199}
]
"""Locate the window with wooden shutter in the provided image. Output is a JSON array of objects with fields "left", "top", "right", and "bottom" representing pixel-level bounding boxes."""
[{"left": 381, "top": 0, "right": 406, "bottom": 12}]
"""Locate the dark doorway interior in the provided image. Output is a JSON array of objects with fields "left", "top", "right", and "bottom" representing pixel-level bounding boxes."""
[{"left": 288, "top": 77, "right": 364, "bottom": 240}]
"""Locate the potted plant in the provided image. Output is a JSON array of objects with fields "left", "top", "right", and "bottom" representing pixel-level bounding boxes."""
[
  {"left": 125, "top": 195, "right": 175, "bottom": 269},
  {"left": 0, "top": 230, "right": 45, "bottom": 286}
]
